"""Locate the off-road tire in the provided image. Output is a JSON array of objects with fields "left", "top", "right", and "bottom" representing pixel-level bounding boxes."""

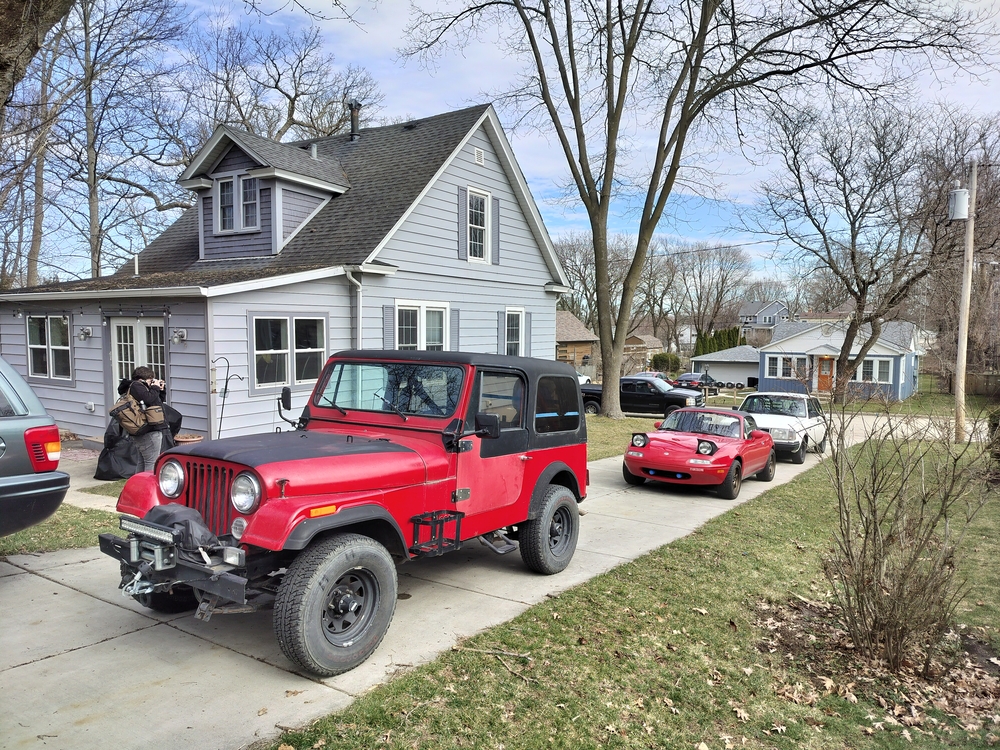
[
  {"left": 622, "top": 462, "right": 646, "bottom": 486},
  {"left": 717, "top": 461, "right": 742, "bottom": 500},
  {"left": 584, "top": 401, "right": 600, "bottom": 415},
  {"left": 755, "top": 450, "right": 776, "bottom": 482},
  {"left": 274, "top": 533, "right": 397, "bottom": 677},
  {"left": 791, "top": 438, "right": 808, "bottom": 464},
  {"left": 134, "top": 586, "right": 198, "bottom": 613},
  {"left": 520, "top": 485, "right": 579, "bottom": 575}
]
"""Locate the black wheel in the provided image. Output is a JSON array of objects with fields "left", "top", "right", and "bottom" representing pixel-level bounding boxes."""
[
  {"left": 663, "top": 405, "right": 679, "bottom": 419},
  {"left": 520, "top": 485, "right": 579, "bottom": 575},
  {"left": 755, "top": 450, "right": 776, "bottom": 482},
  {"left": 584, "top": 401, "right": 600, "bottom": 415},
  {"left": 816, "top": 433, "right": 827, "bottom": 455},
  {"left": 791, "top": 438, "right": 807, "bottom": 464},
  {"left": 274, "top": 533, "right": 397, "bottom": 676},
  {"left": 622, "top": 462, "right": 646, "bottom": 486},
  {"left": 717, "top": 461, "right": 742, "bottom": 500},
  {"left": 134, "top": 586, "right": 198, "bottom": 613}
]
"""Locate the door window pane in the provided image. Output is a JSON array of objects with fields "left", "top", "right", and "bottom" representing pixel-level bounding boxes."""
[
  {"left": 115, "top": 324, "right": 136, "bottom": 381},
  {"left": 479, "top": 372, "right": 524, "bottom": 429},
  {"left": 145, "top": 325, "right": 165, "bottom": 380}
]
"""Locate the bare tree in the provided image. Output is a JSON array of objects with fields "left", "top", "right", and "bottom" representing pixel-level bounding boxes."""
[
  {"left": 635, "top": 238, "right": 681, "bottom": 349},
  {"left": 750, "top": 100, "right": 964, "bottom": 401},
  {"left": 676, "top": 243, "right": 750, "bottom": 338},
  {"left": 404, "top": 0, "right": 992, "bottom": 417}
]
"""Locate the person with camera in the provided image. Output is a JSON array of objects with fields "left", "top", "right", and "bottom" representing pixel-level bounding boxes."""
[{"left": 119, "top": 366, "right": 169, "bottom": 472}]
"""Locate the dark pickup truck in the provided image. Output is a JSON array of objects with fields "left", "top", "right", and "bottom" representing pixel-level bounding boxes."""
[{"left": 581, "top": 376, "right": 705, "bottom": 417}]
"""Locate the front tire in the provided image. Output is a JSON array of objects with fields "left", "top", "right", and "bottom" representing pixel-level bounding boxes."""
[
  {"left": 520, "top": 485, "right": 580, "bottom": 575},
  {"left": 622, "top": 462, "right": 646, "bottom": 486},
  {"left": 791, "top": 438, "right": 807, "bottom": 464},
  {"left": 274, "top": 533, "right": 397, "bottom": 677},
  {"left": 717, "top": 461, "right": 742, "bottom": 500},
  {"left": 584, "top": 401, "right": 600, "bottom": 415},
  {"left": 816, "top": 433, "right": 827, "bottom": 454},
  {"left": 755, "top": 450, "right": 776, "bottom": 482}
]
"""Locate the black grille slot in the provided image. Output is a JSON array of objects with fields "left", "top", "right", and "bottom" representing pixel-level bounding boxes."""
[{"left": 182, "top": 461, "right": 235, "bottom": 537}]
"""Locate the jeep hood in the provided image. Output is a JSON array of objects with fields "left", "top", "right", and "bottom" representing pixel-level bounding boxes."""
[{"left": 169, "top": 430, "right": 414, "bottom": 465}]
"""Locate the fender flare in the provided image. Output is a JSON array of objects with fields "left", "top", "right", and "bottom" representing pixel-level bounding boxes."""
[
  {"left": 526, "top": 461, "right": 583, "bottom": 521},
  {"left": 283, "top": 504, "right": 409, "bottom": 558}
]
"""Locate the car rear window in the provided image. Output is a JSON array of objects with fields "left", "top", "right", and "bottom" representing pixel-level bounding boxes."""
[{"left": 534, "top": 376, "right": 580, "bottom": 434}]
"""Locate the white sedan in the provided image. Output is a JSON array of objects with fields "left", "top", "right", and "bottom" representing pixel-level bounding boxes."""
[{"left": 737, "top": 392, "right": 827, "bottom": 464}]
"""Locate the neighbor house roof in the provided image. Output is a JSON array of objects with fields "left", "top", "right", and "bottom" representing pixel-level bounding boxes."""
[
  {"left": 691, "top": 345, "right": 760, "bottom": 363},
  {"left": 627, "top": 334, "right": 663, "bottom": 348},
  {"left": 4, "top": 104, "right": 568, "bottom": 298},
  {"left": 555, "top": 311, "right": 599, "bottom": 343},
  {"left": 768, "top": 319, "right": 917, "bottom": 354},
  {"left": 738, "top": 301, "right": 770, "bottom": 318}
]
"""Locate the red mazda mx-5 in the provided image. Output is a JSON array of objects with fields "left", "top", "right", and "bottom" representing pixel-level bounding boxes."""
[{"left": 621, "top": 407, "right": 776, "bottom": 500}]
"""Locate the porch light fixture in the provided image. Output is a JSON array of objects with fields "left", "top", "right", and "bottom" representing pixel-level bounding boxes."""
[
  {"left": 77, "top": 326, "right": 93, "bottom": 341},
  {"left": 171, "top": 328, "right": 187, "bottom": 345}
]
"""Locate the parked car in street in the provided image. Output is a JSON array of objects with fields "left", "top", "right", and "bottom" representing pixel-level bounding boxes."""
[
  {"left": 622, "top": 407, "right": 775, "bottom": 499},
  {"left": 736, "top": 392, "right": 827, "bottom": 463},
  {"left": 0, "top": 356, "right": 69, "bottom": 537},
  {"left": 577, "top": 372, "right": 591, "bottom": 384},
  {"left": 675, "top": 372, "right": 721, "bottom": 395},
  {"left": 633, "top": 371, "right": 678, "bottom": 385},
  {"left": 580, "top": 376, "right": 704, "bottom": 417},
  {"left": 99, "top": 351, "right": 588, "bottom": 677}
]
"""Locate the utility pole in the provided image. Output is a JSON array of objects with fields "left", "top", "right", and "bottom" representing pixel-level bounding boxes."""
[{"left": 955, "top": 158, "right": 977, "bottom": 443}]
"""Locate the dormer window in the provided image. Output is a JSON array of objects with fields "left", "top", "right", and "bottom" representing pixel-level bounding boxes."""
[{"left": 215, "top": 175, "right": 259, "bottom": 233}]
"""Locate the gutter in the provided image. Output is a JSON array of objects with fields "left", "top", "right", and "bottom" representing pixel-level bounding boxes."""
[{"left": 344, "top": 270, "right": 363, "bottom": 349}]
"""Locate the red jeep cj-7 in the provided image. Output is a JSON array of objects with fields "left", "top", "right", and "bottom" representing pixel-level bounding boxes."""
[{"left": 99, "top": 351, "right": 588, "bottom": 676}]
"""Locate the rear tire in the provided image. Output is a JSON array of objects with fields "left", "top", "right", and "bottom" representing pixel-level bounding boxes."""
[
  {"left": 755, "top": 450, "right": 776, "bottom": 482},
  {"left": 520, "top": 485, "right": 579, "bottom": 575},
  {"left": 717, "top": 461, "right": 742, "bottom": 500},
  {"left": 584, "top": 401, "right": 600, "bottom": 415},
  {"left": 274, "top": 533, "right": 397, "bottom": 677},
  {"left": 622, "top": 462, "right": 646, "bottom": 486}
]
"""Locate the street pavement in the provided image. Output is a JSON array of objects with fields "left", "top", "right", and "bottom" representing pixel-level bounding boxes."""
[{"left": 1, "top": 432, "right": 843, "bottom": 750}]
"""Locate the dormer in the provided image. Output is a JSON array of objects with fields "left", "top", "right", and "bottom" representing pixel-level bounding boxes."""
[{"left": 177, "top": 126, "right": 350, "bottom": 260}]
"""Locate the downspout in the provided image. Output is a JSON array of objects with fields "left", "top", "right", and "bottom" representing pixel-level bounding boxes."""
[{"left": 345, "top": 270, "right": 363, "bottom": 349}]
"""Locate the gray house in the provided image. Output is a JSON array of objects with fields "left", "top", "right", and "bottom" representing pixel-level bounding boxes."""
[
  {"left": 0, "top": 105, "right": 570, "bottom": 440},
  {"left": 738, "top": 301, "right": 791, "bottom": 338}
]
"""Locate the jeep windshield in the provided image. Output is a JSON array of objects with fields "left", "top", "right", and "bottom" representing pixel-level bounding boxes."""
[{"left": 314, "top": 361, "right": 465, "bottom": 418}]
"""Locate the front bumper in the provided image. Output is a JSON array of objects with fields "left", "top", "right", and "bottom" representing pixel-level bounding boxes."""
[
  {"left": 0, "top": 471, "right": 69, "bottom": 536},
  {"left": 770, "top": 437, "right": 803, "bottom": 453},
  {"left": 624, "top": 454, "right": 730, "bottom": 486}
]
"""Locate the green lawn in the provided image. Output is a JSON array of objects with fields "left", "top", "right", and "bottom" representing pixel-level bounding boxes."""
[
  {"left": 0, "top": 505, "right": 120, "bottom": 556},
  {"left": 270, "top": 461, "right": 1000, "bottom": 750}
]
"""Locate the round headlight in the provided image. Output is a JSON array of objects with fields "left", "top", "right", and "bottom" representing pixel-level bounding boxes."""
[
  {"left": 697, "top": 441, "right": 714, "bottom": 455},
  {"left": 158, "top": 459, "right": 185, "bottom": 498},
  {"left": 231, "top": 472, "right": 262, "bottom": 514},
  {"left": 631, "top": 434, "right": 648, "bottom": 448}
]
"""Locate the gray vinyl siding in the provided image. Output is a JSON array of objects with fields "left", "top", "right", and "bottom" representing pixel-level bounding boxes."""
[
  {"left": 374, "top": 125, "right": 558, "bottom": 358},
  {"left": 0, "top": 300, "right": 209, "bottom": 438},
  {"left": 282, "top": 189, "right": 324, "bottom": 241},
  {"left": 213, "top": 145, "right": 260, "bottom": 173},
  {"left": 203, "top": 186, "right": 273, "bottom": 259},
  {"left": 207, "top": 279, "right": 352, "bottom": 438}
]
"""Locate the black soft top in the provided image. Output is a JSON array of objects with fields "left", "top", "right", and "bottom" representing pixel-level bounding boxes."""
[{"left": 331, "top": 350, "right": 580, "bottom": 380}]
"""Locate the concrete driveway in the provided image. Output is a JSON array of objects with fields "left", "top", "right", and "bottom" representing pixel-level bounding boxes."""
[{"left": 1, "top": 444, "right": 829, "bottom": 750}]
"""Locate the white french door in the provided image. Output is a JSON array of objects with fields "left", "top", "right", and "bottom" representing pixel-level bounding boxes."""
[{"left": 111, "top": 318, "right": 166, "bottom": 382}]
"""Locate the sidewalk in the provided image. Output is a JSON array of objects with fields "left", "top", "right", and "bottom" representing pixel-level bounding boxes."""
[{"left": 2, "top": 446, "right": 827, "bottom": 750}]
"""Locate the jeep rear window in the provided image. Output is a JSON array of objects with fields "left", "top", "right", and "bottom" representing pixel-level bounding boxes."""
[
  {"left": 315, "top": 362, "right": 464, "bottom": 418},
  {"left": 534, "top": 376, "right": 580, "bottom": 433}
]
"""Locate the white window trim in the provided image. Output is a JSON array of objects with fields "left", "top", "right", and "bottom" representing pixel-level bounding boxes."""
[
  {"left": 394, "top": 300, "right": 450, "bottom": 351},
  {"left": 505, "top": 307, "right": 524, "bottom": 357},
  {"left": 26, "top": 315, "right": 72, "bottom": 381},
  {"left": 466, "top": 187, "right": 491, "bottom": 264},
  {"left": 852, "top": 357, "right": 893, "bottom": 384},
  {"left": 766, "top": 354, "right": 807, "bottom": 380},
  {"left": 214, "top": 172, "right": 261, "bottom": 235},
  {"left": 250, "top": 314, "right": 327, "bottom": 390}
]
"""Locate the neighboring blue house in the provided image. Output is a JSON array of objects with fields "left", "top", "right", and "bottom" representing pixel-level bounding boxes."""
[
  {"left": 757, "top": 320, "right": 921, "bottom": 401},
  {"left": 738, "top": 300, "right": 791, "bottom": 337},
  {"left": 0, "top": 105, "right": 570, "bottom": 439}
]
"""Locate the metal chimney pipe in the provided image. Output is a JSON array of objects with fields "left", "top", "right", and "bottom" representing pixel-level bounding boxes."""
[
  {"left": 348, "top": 100, "right": 362, "bottom": 141},
  {"left": 310, "top": 143, "right": 318, "bottom": 159}
]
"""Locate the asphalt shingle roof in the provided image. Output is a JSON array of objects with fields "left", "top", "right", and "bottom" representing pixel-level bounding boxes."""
[
  {"left": 691, "top": 344, "right": 760, "bottom": 363},
  {"left": 555, "top": 311, "right": 598, "bottom": 343}
]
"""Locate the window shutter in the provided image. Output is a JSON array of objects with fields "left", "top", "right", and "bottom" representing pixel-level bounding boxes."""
[
  {"left": 524, "top": 312, "right": 532, "bottom": 357},
  {"left": 498, "top": 310, "right": 505, "bottom": 355},
  {"left": 383, "top": 305, "right": 395, "bottom": 349},
  {"left": 457, "top": 187, "right": 468, "bottom": 260},
  {"left": 450, "top": 308, "right": 461, "bottom": 352},
  {"left": 491, "top": 197, "right": 500, "bottom": 265}
]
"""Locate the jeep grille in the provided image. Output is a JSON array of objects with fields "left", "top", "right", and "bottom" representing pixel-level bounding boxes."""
[{"left": 180, "top": 460, "right": 236, "bottom": 536}]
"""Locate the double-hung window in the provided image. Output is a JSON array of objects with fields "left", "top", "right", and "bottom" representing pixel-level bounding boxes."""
[
  {"left": 252, "top": 316, "right": 326, "bottom": 388},
  {"left": 505, "top": 309, "right": 524, "bottom": 356},
  {"left": 217, "top": 176, "right": 259, "bottom": 233},
  {"left": 395, "top": 302, "right": 448, "bottom": 351},
  {"left": 467, "top": 189, "right": 489, "bottom": 262},
  {"left": 27, "top": 315, "right": 71, "bottom": 380},
  {"left": 856, "top": 358, "right": 892, "bottom": 383},
  {"left": 767, "top": 354, "right": 806, "bottom": 380}
]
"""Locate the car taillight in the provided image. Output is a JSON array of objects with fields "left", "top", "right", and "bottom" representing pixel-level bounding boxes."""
[{"left": 24, "top": 425, "right": 61, "bottom": 472}]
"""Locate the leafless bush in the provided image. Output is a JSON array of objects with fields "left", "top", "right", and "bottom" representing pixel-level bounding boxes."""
[{"left": 823, "top": 406, "right": 996, "bottom": 673}]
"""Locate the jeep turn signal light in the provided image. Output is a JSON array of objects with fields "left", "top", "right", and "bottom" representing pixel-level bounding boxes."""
[
  {"left": 24, "top": 425, "right": 61, "bottom": 472},
  {"left": 307, "top": 504, "right": 339, "bottom": 518}
]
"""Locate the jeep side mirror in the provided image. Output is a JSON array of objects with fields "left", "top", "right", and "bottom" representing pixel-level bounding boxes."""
[
  {"left": 280, "top": 386, "right": 292, "bottom": 411},
  {"left": 474, "top": 412, "right": 501, "bottom": 439}
]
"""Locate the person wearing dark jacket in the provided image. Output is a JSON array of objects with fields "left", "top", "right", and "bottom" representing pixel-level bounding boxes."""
[{"left": 120, "top": 366, "right": 168, "bottom": 472}]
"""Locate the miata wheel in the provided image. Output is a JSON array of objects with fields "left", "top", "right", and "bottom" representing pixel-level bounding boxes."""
[
  {"left": 520, "top": 485, "right": 580, "bottom": 575},
  {"left": 717, "top": 461, "right": 742, "bottom": 500},
  {"left": 622, "top": 462, "right": 646, "bottom": 486},
  {"left": 755, "top": 450, "right": 776, "bottom": 482},
  {"left": 274, "top": 533, "right": 397, "bottom": 676}
]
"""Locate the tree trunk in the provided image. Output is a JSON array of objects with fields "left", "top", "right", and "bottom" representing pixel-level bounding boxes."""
[
  {"left": 0, "top": 0, "right": 76, "bottom": 111},
  {"left": 82, "top": 0, "right": 101, "bottom": 278}
]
